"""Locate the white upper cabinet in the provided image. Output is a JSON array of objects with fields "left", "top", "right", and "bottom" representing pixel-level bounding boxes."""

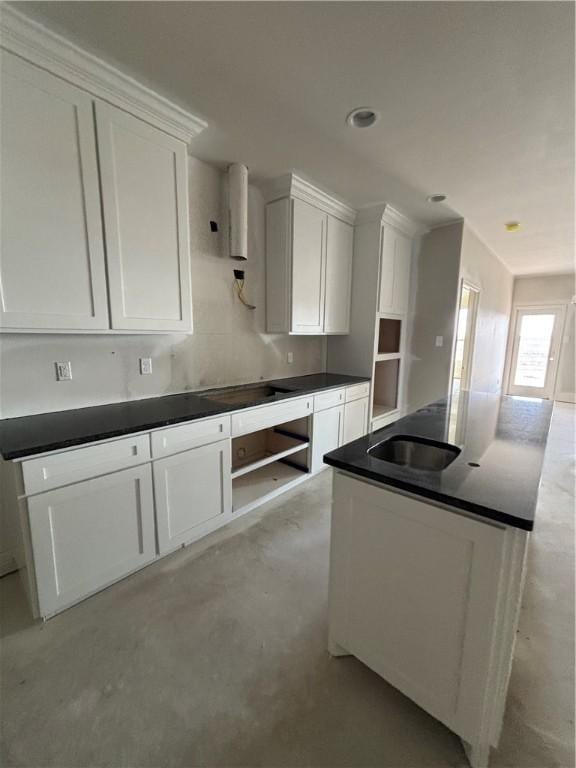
[
  {"left": 324, "top": 216, "right": 354, "bottom": 333},
  {"left": 0, "top": 12, "right": 204, "bottom": 334},
  {"left": 265, "top": 174, "right": 356, "bottom": 336},
  {"left": 291, "top": 198, "right": 327, "bottom": 334},
  {"left": 378, "top": 224, "right": 412, "bottom": 316},
  {"left": 0, "top": 52, "right": 109, "bottom": 331},
  {"left": 96, "top": 103, "right": 192, "bottom": 332}
]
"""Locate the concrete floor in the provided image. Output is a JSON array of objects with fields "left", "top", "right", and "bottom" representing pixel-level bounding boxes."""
[{"left": 1, "top": 404, "right": 574, "bottom": 768}]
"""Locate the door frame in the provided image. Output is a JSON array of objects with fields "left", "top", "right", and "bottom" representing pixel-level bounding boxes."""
[
  {"left": 506, "top": 304, "right": 566, "bottom": 399},
  {"left": 450, "top": 280, "right": 480, "bottom": 393}
]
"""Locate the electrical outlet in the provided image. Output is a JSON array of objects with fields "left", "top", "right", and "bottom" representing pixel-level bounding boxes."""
[
  {"left": 139, "top": 357, "right": 153, "bottom": 375},
  {"left": 435, "top": 336, "right": 444, "bottom": 348},
  {"left": 55, "top": 361, "right": 72, "bottom": 381},
  {"left": 287, "top": 352, "right": 294, "bottom": 364}
]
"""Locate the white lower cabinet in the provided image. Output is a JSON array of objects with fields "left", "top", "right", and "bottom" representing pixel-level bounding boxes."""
[
  {"left": 27, "top": 464, "right": 156, "bottom": 618},
  {"left": 312, "top": 405, "right": 344, "bottom": 473},
  {"left": 329, "top": 474, "right": 529, "bottom": 768},
  {"left": 153, "top": 439, "right": 232, "bottom": 554},
  {"left": 16, "top": 383, "right": 370, "bottom": 618},
  {"left": 342, "top": 397, "right": 369, "bottom": 444}
]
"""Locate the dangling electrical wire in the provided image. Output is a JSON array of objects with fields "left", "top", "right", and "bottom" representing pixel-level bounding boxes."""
[{"left": 233, "top": 270, "right": 256, "bottom": 310}]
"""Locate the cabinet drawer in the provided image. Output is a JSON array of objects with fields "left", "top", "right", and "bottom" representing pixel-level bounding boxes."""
[
  {"left": 151, "top": 416, "right": 231, "bottom": 458},
  {"left": 231, "top": 397, "right": 313, "bottom": 437},
  {"left": 314, "top": 388, "right": 345, "bottom": 412},
  {"left": 21, "top": 434, "right": 151, "bottom": 495},
  {"left": 345, "top": 382, "right": 370, "bottom": 402}
]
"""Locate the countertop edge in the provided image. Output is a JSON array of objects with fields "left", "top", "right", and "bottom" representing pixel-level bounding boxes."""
[
  {"left": 324, "top": 457, "right": 535, "bottom": 531},
  {"left": 0, "top": 374, "right": 370, "bottom": 460}
]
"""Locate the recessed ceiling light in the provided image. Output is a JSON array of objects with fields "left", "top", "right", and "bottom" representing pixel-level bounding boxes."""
[
  {"left": 505, "top": 222, "right": 521, "bottom": 232},
  {"left": 426, "top": 194, "right": 447, "bottom": 203},
  {"left": 346, "top": 107, "right": 379, "bottom": 128}
]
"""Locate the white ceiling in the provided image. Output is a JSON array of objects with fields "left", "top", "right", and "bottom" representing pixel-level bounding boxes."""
[{"left": 14, "top": 1, "right": 575, "bottom": 275}]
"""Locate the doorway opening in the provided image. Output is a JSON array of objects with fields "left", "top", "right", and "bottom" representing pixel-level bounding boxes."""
[
  {"left": 451, "top": 282, "right": 480, "bottom": 395},
  {"left": 507, "top": 306, "right": 565, "bottom": 398}
]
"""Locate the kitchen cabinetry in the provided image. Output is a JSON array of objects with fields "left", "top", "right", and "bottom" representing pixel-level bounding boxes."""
[
  {"left": 311, "top": 405, "right": 344, "bottom": 473},
  {"left": 0, "top": 40, "right": 199, "bottom": 334},
  {"left": 96, "top": 103, "right": 192, "bottom": 332},
  {"left": 329, "top": 472, "right": 529, "bottom": 768},
  {"left": 325, "top": 216, "right": 354, "bottom": 333},
  {"left": 343, "top": 397, "right": 369, "bottom": 444},
  {"left": 378, "top": 225, "right": 412, "bottom": 316},
  {"left": 154, "top": 439, "right": 231, "bottom": 554},
  {"left": 327, "top": 205, "right": 420, "bottom": 430},
  {"left": 265, "top": 174, "right": 356, "bottom": 335},
  {"left": 27, "top": 464, "right": 156, "bottom": 617},
  {"left": 291, "top": 198, "right": 326, "bottom": 333},
  {"left": 0, "top": 52, "right": 109, "bottom": 331},
  {"left": 6, "top": 379, "right": 368, "bottom": 618}
]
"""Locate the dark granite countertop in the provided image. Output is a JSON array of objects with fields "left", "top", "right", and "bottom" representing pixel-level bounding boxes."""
[
  {"left": 324, "top": 391, "right": 553, "bottom": 531},
  {"left": 0, "top": 373, "right": 368, "bottom": 460}
]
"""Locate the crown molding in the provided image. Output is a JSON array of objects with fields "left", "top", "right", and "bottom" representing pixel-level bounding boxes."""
[
  {"left": 263, "top": 173, "right": 356, "bottom": 225},
  {"left": 0, "top": 4, "right": 207, "bottom": 144},
  {"left": 355, "top": 203, "right": 424, "bottom": 237}
]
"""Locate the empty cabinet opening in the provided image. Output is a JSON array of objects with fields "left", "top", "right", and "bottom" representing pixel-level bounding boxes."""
[
  {"left": 377, "top": 318, "right": 402, "bottom": 355},
  {"left": 232, "top": 417, "right": 310, "bottom": 513},
  {"left": 372, "top": 359, "right": 400, "bottom": 419}
]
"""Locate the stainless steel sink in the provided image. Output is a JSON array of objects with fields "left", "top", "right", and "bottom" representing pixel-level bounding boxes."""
[
  {"left": 199, "top": 384, "right": 288, "bottom": 406},
  {"left": 368, "top": 435, "right": 460, "bottom": 471}
]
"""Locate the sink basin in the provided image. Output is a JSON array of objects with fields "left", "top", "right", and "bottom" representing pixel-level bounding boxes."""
[
  {"left": 199, "top": 384, "right": 288, "bottom": 406},
  {"left": 368, "top": 435, "right": 460, "bottom": 471}
]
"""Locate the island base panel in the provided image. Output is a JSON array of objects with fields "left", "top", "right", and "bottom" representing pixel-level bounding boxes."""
[{"left": 328, "top": 471, "right": 528, "bottom": 768}]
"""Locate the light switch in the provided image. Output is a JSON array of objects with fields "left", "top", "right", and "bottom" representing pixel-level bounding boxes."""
[
  {"left": 139, "top": 357, "right": 153, "bottom": 375},
  {"left": 287, "top": 352, "right": 294, "bottom": 364},
  {"left": 435, "top": 336, "right": 444, "bottom": 347},
  {"left": 55, "top": 361, "right": 72, "bottom": 381}
]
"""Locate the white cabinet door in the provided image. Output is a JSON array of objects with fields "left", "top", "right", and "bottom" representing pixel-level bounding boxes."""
[
  {"left": 343, "top": 397, "right": 369, "bottom": 444},
  {"left": 392, "top": 230, "right": 412, "bottom": 315},
  {"left": 291, "top": 199, "right": 326, "bottom": 334},
  {"left": 154, "top": 439, "right": 232, "bottom": 554},
  {"left": 312, "top": 405, "right": 344, "bottom": 473},
  {"left": 96, "top": 102, "right": 192, "bottom": 332},
  {"left": 378, "top": 225, "right": 411, "bottom": 316},
  {"left": 329, "top": 476, "right": 517, "bottom": 749},
  {"left": 27, "top": 464, "right": 155, "bottom": 617},
  {"left": 324, "top": 217, "right": 353, "bottom": 334},
  {"left": 0, "top": 52, "right": 109, "bottom": 331}
]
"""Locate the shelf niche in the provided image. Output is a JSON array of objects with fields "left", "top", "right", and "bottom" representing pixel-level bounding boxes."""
[
  {"left": 373, "top": 358, "right": 400, "bottom": 419},
  {"left": 377, "top": 318, "right": 402, "bottom": 355}
]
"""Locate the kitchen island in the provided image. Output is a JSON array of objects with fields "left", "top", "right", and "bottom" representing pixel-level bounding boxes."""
[{"left": 324, "top": 391, "right": 553, "bottom": 768}]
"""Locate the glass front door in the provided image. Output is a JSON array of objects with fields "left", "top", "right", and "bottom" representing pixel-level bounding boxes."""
[{"left": 508, "top": 307, "right": 564, "bottom": 398}]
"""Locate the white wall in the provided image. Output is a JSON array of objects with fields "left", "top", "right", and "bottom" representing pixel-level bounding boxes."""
[
  {"left": 406, "top": 221, "right": 513, "bottom": 412},
  {"left": 459, "top": 225, "right": 513, "bottom": 394},
  {"left": 505, "top": 273, "right": 575, "bottom": 402},
  {"left": 406, "top": 222, "right": 463, "bottom": 411},
  {"left": 0, "top": 158, "right": 325, "bottom": 418}
]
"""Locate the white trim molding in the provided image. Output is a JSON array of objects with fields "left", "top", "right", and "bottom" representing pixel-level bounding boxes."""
[
  {"left": 263, "top": 173, "right": 356, "bottom": 225},
  {"left": 0, "top": 4, "right": 207, "bottom": 144},
  {"left": 356, "top": 203, "right": 423, "bottom": 237}
]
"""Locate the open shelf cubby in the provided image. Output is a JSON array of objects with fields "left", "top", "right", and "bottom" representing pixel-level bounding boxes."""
[
  {"left": 377, "top": 317, "right": 402, "bottom": 355},
  {"left": 231, "top": 426, "right": 309, "bottom": 479},
  {"left": 231, "top": 417, "right": 310, "bottom": 513},
  {"left": 372, "top": 358, "right": 400, "bottom": 420},
  {"left": 233, "top": 461, "right": 307, "bottom": 513}
]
